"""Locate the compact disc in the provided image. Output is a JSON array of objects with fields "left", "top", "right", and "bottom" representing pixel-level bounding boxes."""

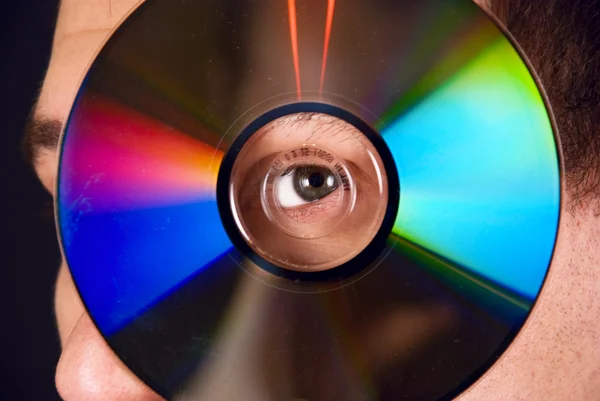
[{"left": 56, "top": 0, "right": 561, "bottom": 400}]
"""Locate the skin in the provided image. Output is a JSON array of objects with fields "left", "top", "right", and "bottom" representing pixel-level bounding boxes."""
[{"left": 29, "top": 0, "right": 600, "bottom": 399}]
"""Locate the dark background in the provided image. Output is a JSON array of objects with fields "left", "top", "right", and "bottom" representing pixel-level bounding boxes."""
[{"left": 1, "top": 0, "right": 63, "bottom": 399}]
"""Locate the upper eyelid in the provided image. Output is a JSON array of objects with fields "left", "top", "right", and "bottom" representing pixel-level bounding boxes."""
[{"left": 246, "top": 114, "right": 369, "bottom": 161}]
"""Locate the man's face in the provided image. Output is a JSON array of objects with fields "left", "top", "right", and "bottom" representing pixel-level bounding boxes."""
[{"left": 26, "top": 0, "right": 600, "bottom": 399}]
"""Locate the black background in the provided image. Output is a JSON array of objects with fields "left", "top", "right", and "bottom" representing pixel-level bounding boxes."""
[{"left": 1, "top": 0, "right": 63, "bottom": 399}]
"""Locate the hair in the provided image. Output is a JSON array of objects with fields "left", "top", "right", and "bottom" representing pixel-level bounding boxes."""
[{"left": 490, "top": 0, "right": 600, "bottom": 209}]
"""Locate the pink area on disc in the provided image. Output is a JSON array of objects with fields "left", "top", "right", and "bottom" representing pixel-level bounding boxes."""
[{"left": 61, "top": 95, "right": 223, "bottom": 212}]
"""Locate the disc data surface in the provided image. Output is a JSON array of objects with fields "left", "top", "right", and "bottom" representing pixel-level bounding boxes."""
[{"left": 57, "top": 0, "right": 560, "bottom": 400}]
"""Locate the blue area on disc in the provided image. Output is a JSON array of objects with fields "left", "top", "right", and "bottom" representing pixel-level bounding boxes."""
[{"left": 59, "top": 200, "right": 233, "bottom": 334}]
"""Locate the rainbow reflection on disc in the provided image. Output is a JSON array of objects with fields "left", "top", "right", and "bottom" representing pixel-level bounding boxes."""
[{"left": 57, "top": 0, "right": 560, "bottom": 400}]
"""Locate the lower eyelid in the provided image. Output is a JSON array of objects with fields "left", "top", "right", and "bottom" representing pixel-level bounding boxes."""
[{"left": 282, "top": 188, "right": 341, "bottom": 223}]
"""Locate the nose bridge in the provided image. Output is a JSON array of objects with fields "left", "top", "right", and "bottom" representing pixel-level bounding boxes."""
[{"left": 55, "top": 314, "right": 164, "bottom": 401}]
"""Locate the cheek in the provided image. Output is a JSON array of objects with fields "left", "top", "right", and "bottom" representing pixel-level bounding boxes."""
[{"left": 460, "top": 206, "right": 600, "bottom": 400}]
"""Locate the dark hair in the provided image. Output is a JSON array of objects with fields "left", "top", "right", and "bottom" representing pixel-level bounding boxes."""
[{"left": 492, "top": 0, "right": 600, "bottom": 208}]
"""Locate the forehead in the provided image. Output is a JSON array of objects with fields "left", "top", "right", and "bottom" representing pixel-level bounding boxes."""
[{"left": 35, "top": 0, "right": 140, "bottom": 121}]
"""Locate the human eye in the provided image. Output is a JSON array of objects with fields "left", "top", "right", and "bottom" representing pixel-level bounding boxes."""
[
  {"left": 236, "top": 144, "right": 354, "bottom": 229},
  {"left": 276, "top": 164, "right": 339, "bottom": 207}
]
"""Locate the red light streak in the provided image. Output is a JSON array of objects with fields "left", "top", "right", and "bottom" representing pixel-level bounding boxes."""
[
  {"left": 288, "top": 0, "right": 302, "bottom": 99},
  {"left": 320, "top": 0, "right": 336, "bottom": 94}
]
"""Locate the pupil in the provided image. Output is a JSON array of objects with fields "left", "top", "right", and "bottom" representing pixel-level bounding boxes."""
[{"left": 308, "top": 172, "right": 325, "bottom": 188}]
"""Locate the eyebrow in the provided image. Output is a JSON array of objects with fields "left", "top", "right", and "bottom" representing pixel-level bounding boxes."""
[{"left": 22, "top": 117, "right": 62, "bottom": 165}]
